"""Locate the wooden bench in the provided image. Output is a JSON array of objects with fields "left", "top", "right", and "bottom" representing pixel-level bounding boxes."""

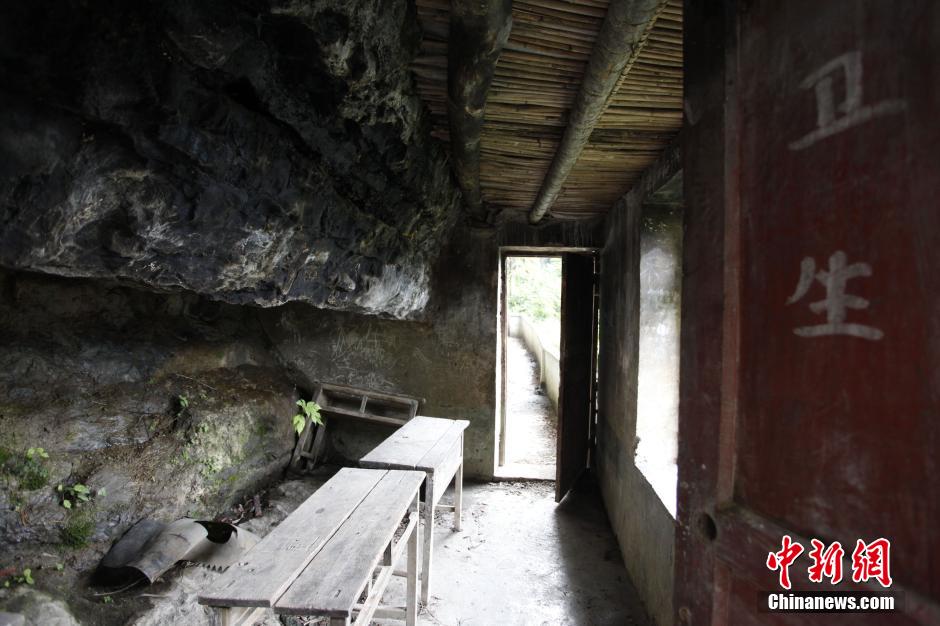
[
  {"left": 198, "top": 467, "right": 425, "bottom": 626},
  {"left": 359, "top": 416, "right": 470, "bottom": 604}
]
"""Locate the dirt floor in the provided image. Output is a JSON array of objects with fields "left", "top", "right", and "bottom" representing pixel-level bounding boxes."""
[{"left": 502, "top": 336, "right": 557, "bottom": 474}]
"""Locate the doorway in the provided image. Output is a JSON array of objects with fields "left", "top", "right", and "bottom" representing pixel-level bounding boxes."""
[
  {"left": 495, "top": 249, "right": 599, "bottom": 497},
  {"left": 498, "top": 254, "right": 562, "bottom": 480}
]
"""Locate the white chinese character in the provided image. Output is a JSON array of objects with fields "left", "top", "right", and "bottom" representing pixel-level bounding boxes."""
[
  {"left": 789, "top": 51, "right": 906, "bottom": 151},
  {"left": 786, "top": 251, "right": 884, "bottom": 341}
]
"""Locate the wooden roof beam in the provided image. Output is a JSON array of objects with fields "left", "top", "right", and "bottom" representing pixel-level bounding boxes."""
[
  {"left": 448, "top": 0, "right": 513, "bottom": 223},
  {"left": 528, "top": 0, "right": 667, "bottom": 223}
]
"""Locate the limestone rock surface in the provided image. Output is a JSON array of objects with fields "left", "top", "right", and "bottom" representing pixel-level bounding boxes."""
[{"left": 0, "top": 0, "right": 460, "bottom": 319}]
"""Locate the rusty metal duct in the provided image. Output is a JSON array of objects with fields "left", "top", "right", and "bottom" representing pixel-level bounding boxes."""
[
  {"left": 447, "top": 0, "right": 513, "bottom": 223},
  {"left": 528, "top": 0, "right": 667, "bottom": 223}
]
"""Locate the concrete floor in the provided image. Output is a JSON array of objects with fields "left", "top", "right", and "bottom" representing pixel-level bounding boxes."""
[
  {"left": 119, "top": 469, "right": 650, "bottom": 626},
  {"left": 379, "top": 476, "right": 650, "bottom": 626},
  {"left": 499, "top": 336, "right": 557, "bottom": 480}
]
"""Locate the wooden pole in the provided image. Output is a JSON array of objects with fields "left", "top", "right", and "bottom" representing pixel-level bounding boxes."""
[
  {"left": 448, "top": 0, "right": 513, "bottom": 222},
  {"left": 528, "top": 0, "right": 667, "bottom": 223}
]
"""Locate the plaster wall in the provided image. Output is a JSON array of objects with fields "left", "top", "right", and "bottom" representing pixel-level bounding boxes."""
[{"left": 596, "top": 194, "right": 677, "bottom": 626}]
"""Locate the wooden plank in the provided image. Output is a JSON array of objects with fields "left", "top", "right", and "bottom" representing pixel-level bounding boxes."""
[
  {"left": 317, "top": 405, "right": 409, "bottom": 426},
  {"left": 431, "top": 443, "right": 463, "bottom": 504},
  {"left": 406, "top": 512, "right": 420, "bottom": 626},
  {"left": 354, "top": 565, "right": 394, "bottom": 625},
  {"left": 307, "top": 418, "right": 329, "bottom": 465},
  {"left": 454, "top": 456, "right": 464, "bottom": 532},
  {"left": 416, "top": 420, "right": 469, "bottom": 473},
  {"left": 319, "top": 382, "right": 424, "bottom": 407},
  {"left": 359, "top": 416, "right": 455, "bottom": 470},
  {"left": 198, "top": 468, "right": 385, "bottom": 608},
  {"left": 289, "top": 417, "right": 315, "bottom": 469},
  {"left": 421, "top": 477, "right": 436, "bottom": 604},
  {"left": 274, "top": 470, "right": 425, "bottom": 617},
  {"left": 352, "top": 605, "right": 407, "bottom": 620}
]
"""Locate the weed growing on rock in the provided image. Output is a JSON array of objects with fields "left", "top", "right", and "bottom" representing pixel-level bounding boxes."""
[
  {"left": 60, "top": 511, "right": 94, "bottom": 548},
  {"left": 16, "top": 447, "right": 50, "bottom": 491},
  {"left": 2, "top": 567, "right": 34, "bottom": 588},
  {"left": 57, "top": 483, "right": 104, "bottom": 509},
  {"left": 201, "top": 456, "right": 223, "bottom": 477},
  {"left": 1, "top": 446, "right": 52, "bottom": 519},
  {"left": 1, "top": 446, "right": 51, "bottom": 491}
]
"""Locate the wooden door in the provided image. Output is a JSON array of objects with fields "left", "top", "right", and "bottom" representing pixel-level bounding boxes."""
[
  {"left": 677, "top": 1, "right": 939, "bottom": 624},
  {"left": 555, "top": 253, "right": 597, "bottom": 502}
]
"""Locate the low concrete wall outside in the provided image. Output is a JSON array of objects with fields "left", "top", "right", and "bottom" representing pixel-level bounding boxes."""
[{"left": 510, "top": 315, "right": 559, "bottom": 413}]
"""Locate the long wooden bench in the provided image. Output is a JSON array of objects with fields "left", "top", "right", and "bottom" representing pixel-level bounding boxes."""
[
  {"left": 198, "top": 467, "right": 424, "bottom": 626},
  {"left": 359, "top": 416, "right": 470, "bottom": 604}
]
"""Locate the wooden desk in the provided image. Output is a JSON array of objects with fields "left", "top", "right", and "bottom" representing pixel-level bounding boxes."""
[
  {"left": 359, "top": 416, "right": 470, "bottom": 604},
  {"left": 198, "top": 467, "right": 424, "bottom": 626}
]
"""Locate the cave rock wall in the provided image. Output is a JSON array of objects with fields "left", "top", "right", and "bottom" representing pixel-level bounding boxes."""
[
  {"left": 0, "top": 0, "right": 459, "bottom": 319},
  {"left": 0, "top": 269, "right": 298, "bottom": 551}
]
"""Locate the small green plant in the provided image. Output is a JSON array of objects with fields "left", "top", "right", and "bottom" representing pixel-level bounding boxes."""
[
  {"left": 5, "top": 447, "right": 51, "bottom": 491},
  {"left": 292, "top": 399, "right": 322, "bottom": 435},
  {"left": 201, "top": 456, "right": 223, "bottom": 477},
  {"left": 25, "top": 447, "right": 48, "bottom": 461},
  {"left": 3, "top": 567, "right": 36, "bottom": 588},
  {"left": 3, "top": 568, "right": 35, "bottom": 588},
  {"left": 102, "top": 595, "right": 113, "bottom": 605},
  {"left": 57, "top": 483, "right": 104, "bottom": 509},
  {"left": 174, "top": 394, "right": 190, "bottom": 417},
  {"left": 60, "top": 512, "right": 94, "bottom": 548}
]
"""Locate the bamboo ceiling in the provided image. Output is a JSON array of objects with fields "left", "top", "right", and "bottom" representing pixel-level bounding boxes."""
[{"left": 412, "top": 0, "right": 683, "bottom": 219}]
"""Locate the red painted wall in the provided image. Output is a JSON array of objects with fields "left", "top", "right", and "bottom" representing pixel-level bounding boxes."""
[{"left": 678, "top": 1, "right": 939, "bottom": 623}]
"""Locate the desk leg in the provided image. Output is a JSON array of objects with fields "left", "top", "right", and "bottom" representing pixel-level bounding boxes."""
[
  {"left": 454, "top": 458, "right": 463, "bottom": 532},
  {"left": 214, "top": 607, "right": 265, "bottom": 626},
  {"left": 421, "top": 478, "right": 434, "bottom": 605},
  {"left": 407, "top": 501, "right": 420, "bottom": 626}
]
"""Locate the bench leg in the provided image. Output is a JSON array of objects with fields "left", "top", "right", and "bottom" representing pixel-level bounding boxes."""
[
  {"left": 214, "top": 606, "right": 265, "bottom": 626},
  {"left": 407, "top": 504, "right": 420, "bottom": 626},
  {"left": 454, "top": 457, "right": 464, "bottom": 532},
  {"left": 215, "top": 608, "right": 232, "bottom": 626},
  {"left": 421, "top": 479, "right": 434, "bottom": 605}
]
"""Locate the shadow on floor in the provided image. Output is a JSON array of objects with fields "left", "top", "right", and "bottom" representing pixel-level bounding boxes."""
[
  {"left": 389, "top": 473, "right": 651, "bottom": 626},
  {"left": 554, "top": 472, "right": 652, "bottom": 626}
]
